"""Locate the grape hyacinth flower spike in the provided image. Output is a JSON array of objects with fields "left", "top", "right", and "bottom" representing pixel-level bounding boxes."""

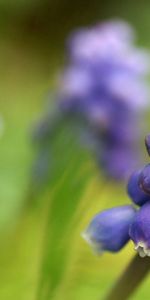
[
  {"left": 32, "top": 20, "right": 150, "bottom": 182},
  {"left": 58, "top": 20, "right": 150, "bottom": 179},
  {"left": 126, "top": 134, "right": 150, "bottom": 257},
  {"left": 83, "top": 135, "right": 150, "bottom": 299},
  {"left": 83, "top": 135, "right": 150, "bottom": 257}
]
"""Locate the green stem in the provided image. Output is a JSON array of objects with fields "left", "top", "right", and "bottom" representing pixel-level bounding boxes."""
[{"left": 104, "top": 254, "right": 150, "bottom": 300}]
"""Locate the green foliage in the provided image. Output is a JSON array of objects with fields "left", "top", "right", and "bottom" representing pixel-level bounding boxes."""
[
  {"left": 1, "top": 4, "right": 150, "bottom": 299},
  {"left": 32, "top": 123, "right": 93, "bottom": 299}
]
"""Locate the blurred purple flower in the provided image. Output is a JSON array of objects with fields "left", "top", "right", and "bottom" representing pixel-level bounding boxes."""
[
  {"left": 60, "top": 20, "right": 149, "bottom": 112},
  {"left": 57, "top": 20, "right": 150, "bottom": 179},
  {"left": 33, "top": 20, "right": 150, "bottom": 181}
]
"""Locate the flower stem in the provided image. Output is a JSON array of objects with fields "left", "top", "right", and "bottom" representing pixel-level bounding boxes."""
[{"left": 104, "top": 253, "right": 150, "bottom": 300}]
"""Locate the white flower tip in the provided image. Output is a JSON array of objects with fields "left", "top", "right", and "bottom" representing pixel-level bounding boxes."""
[
  {"left": 134, "top": 241, "right": 150, "bottom": 258},
  {"left": 81, "top": 230, "right": 93, "bottom": 245},
  {"left": 81, "top": 230, "right": 103, "bottom": 255}
]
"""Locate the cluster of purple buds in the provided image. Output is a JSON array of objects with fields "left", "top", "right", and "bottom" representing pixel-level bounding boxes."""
[
  {"left": 83, "top": 135, "right": 150, "bottom": 258},
  {"left": 57, "top": 20, "right": 149, "bottom": 180}
]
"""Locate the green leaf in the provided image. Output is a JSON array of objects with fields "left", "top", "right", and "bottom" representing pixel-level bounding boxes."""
[{"left": 35, "top": 127, "right": 93, "bottom": 299}]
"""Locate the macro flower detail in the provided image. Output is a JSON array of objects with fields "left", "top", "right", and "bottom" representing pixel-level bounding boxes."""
[
  {"left": 130, "top": 134, "right": 150, "bottom": 198},
  {"left": 138, "top": 134, "right": 150, "bottom": 195},
  {"left": 84, "top": 135, "right": 150, "bottom": 258},
  {"left": 139, "top": 164, "right": 150, "bottom": 195},
  {"left": 127, "top": 170, "right": 150, "bottom": 206},
  {"left": 129, "top": 202, "right": 150, "bottom": 257},
  {"left": 82, "top": 205, "right": 136, "bottom": 253}
]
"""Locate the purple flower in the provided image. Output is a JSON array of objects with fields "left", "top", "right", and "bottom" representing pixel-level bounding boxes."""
[
  {"left": 60, "top": 20, "right": 149, "bottom": 113},
  {"left": 133, "top": 135, "right": 150, "bottom": 196},
  {"left": 83, "top": 136, "right": 150, "bottom": 258},
  {"left": 32, "top": 21, "right": 150, "bottom": 182},
  {"left": 128, "top": 138, "right": 150, "bottom": 202},
  {"left": 127, "top": 170, "right": 150, "bottom": 206},
  {"left": 57, "top": 20, "right": 149, "bottom": 179},
  {"left": 82, "top": 205, "right": 136, "bottom": 253},
  {"left": 139, "top": 164, "right": 150, "bottom": 195},
  {"left": 129, "top": 202, "right": 150, "bottom": 257}
]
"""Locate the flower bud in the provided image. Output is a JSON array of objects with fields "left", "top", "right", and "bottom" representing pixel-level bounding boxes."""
[
  {"left": 139, "top": 164, "right": 150, "bottom": 195},
  {"left": 82, "top": 205, "right": 136, "bottom": 254},
  {"left": 129, "top": 202, "right": 150, "bottom": 257},
  {"left": 127, "top": 170, "right": 150, "bottom": 206}
]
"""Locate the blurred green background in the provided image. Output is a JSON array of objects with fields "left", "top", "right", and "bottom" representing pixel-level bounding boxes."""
[{"left": 1, "top": 1, "right": 150, "bottom": 299}]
